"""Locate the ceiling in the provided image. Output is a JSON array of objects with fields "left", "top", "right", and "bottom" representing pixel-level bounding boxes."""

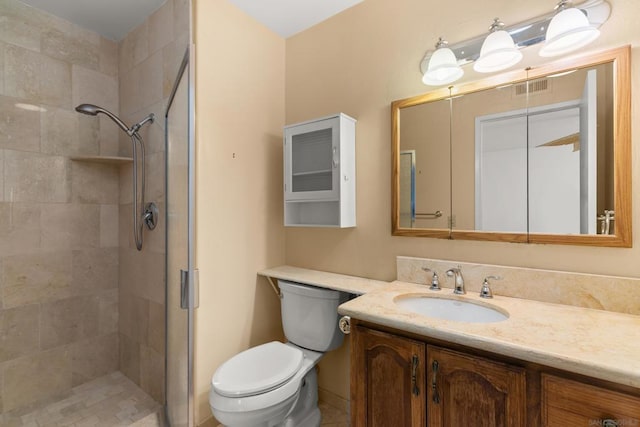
[
  {"left": 19, "top": 0, "right": 167, "bottom": 41},
  {"left": 227, "top": 0, "right": 364, "bottom": 38},
  {"left": 19, "top": 0, "right": 364, "bottom": 41}
]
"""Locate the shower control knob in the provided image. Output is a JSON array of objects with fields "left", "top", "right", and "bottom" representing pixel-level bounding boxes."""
[
  {"left": 144, "top": 202, "right": 159, "bottom": 230},
  {"left": 339, "top": 316, "right": 351, "bottom": 334}
]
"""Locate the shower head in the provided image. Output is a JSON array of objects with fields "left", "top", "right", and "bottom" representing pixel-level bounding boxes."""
[
  {"left": 75, "top": 104, "right": 130, "bottom": 134},
  {"left": 75, "top": 103, "right": 100, "bottom": 115}
]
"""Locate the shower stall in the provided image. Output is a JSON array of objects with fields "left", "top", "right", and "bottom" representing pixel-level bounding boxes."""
[{"left": 0, "top": 0, "right": 195, "bottom": 425}]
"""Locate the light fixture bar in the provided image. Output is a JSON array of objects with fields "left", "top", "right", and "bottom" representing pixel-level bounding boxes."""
[{"left": 419, "top": 0, "right": 610, "bottom": 74}]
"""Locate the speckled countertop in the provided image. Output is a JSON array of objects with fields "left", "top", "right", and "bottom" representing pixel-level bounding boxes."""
[
  {"left": 338, "top": 280, "right": 640, "bottom": 389},
  {"left": 258, "top": 265, "right": 388, "bottom": 295},
  {"left": 259, "top": 266, "right": 640, "bottom": 389}
]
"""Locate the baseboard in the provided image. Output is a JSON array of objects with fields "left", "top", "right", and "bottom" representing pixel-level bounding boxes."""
[
  {"left": 197, "top": 416, "right": 218, "bottom": 427},
  {"left": 318, "top": 387, "right": 350, "bottom": 415}
]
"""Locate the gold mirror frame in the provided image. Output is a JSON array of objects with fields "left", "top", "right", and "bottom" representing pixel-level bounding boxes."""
[{"left": 392, "top": 46, "right": 631, "bottom": 247}]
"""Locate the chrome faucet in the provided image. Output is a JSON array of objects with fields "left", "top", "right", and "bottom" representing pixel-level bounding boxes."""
[{"left": 446, "top": 266, "right": 465, "bottom": 295}]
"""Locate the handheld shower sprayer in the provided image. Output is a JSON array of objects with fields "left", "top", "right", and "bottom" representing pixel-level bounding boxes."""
[
  {"left": 75, "top": 103, "right": 157, "bottom": 251},
  {"left": 75, "top": 104, "right": 155, "bottom": 136},
  {"left": 75, "top": 104, "right": 130, "bottom": 133}
]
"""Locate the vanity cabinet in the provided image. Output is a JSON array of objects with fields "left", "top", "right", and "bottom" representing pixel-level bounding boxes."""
[
  {"left": 427, "top": 345, "right": 526, "bottom": 427},
  {"left": 350, "top": 325, "right": 525, "bottom": 427},
  {"left": 283, "top": 113, "right": 356, "bottom": 227},
  {"left": 351, "top": 325, "right": 426, "bottom": 426},
  {"left": 351, "top": 320, "right": 640, "bottom": 427},
  {"left": 542, "top": 374, "right": 640, "bottom": 426}
]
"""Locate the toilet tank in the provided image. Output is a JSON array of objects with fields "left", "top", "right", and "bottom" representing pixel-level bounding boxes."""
[{"left": 278, "top": 280, "right": 348, "bottom": 352}]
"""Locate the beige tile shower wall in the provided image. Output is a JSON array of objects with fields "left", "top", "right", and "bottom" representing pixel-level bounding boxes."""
[
  {"left": 0, "top": 0, "right": 120, "bottom": 415},
  {"left": 284, "top": 0, "right": 640, "bottom": 405},
  {"left": 117, "top": 0, "right": 190, "bottom": 405}
]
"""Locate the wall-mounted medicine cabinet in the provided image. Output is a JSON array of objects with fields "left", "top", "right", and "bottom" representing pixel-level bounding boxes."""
[{"left": 284, "top": 113, "right": 356, "bottom": 227}]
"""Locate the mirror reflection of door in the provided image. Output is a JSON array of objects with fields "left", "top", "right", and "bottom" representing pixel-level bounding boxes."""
[
  {"left": 474, "top": 66, "right": 608, "bottom": 236},
  {"left": 475, "top": 111, "right": 528, "bottom": 232},
  {"left": 528, "top": 103, "right": 581, "bottom": 234},
  {"left": 476, "top": 100, "right": 586, "bottom": 235},
  {"left": 399, "top": 151, "right": 416, "bottom": 228},
  {"left": 452, "top": 83, "right": 529, "bottom": 233}
]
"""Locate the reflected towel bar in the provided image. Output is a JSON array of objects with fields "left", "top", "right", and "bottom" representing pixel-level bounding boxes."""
[{"left": 416, "top": 211, "right": 443, "bottom": 218}]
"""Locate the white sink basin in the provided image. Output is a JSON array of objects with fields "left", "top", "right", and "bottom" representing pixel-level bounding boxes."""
[{"left": 394, "top": 295, "right": 508, "bottom": 323}]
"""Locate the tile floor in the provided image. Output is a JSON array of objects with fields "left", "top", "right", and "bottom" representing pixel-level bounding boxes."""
[
  {"left": 0, "top": 371, "right": 348, "bottom": 427},
  {"left": 318, "top": 401, "right": 349, "bottom": 426},
  {"left": 0, "top": 372, "right": 161, "bottom": 427}
]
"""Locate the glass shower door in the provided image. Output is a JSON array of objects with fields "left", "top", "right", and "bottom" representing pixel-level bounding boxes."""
[{"left": 165, "top": 46, "right": 195, "bottom": 427}]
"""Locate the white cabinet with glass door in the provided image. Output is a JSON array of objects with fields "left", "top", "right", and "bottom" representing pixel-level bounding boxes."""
[{"left": 284, "top": 113, "right": 356, "bottom": 227}]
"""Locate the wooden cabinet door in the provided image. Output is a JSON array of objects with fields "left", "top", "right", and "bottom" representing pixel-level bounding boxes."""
[
  {"left": 543, "top": 374, "right": 640, "bottom": 426},
  {"left": 427, "top": 345, "right": 526, "bottom": 427},
  {"left": 351, "top": 325, "right": 426, "bottom": 427}
]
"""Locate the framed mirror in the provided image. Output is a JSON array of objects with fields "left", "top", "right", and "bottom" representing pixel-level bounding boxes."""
[{"left": 392, "top": 46, "right": 631, "bottom": 247}]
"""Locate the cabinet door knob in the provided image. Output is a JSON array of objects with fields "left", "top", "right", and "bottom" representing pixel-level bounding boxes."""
[{"left": 602, "top": 419, "right": 619, "bottom": 427}]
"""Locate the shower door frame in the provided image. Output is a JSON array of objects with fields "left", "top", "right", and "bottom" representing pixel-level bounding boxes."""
[{"left": 164, "top": 43, "right": 196, "bottom": 427}]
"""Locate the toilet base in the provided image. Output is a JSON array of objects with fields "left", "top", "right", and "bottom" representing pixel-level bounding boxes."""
[{"left": 282, "top": 368, "right": 321, "bottom": 427}]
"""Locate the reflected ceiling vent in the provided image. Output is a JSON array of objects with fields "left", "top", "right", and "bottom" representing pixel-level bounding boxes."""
[{"left": 514, "top": 78, "right": 549, "bottom": 96}]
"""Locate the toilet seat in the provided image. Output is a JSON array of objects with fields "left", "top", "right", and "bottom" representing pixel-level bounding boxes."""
[
  {"left": 212, "top": 341, "right": 303, "bottom": 398},
  {"left": 210, "top": 343, "right": 323, "bottom": 414}
]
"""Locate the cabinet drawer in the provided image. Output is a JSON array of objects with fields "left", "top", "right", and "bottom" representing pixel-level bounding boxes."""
[{"left": 542, "top": 374, "right": 640, "bottom": 426}]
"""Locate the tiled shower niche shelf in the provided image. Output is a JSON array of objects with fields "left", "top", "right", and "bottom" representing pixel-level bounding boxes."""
[{"left": 70, "top": 156, "right": 133, "bottom": 165}]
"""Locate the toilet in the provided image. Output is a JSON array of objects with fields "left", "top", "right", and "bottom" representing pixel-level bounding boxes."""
[{"left": 209, "top": 280, "right": 348, "bottom": 427}]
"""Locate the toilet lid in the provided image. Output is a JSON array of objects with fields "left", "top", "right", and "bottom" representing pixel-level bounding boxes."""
[{"left": 212, "top": 341, "right": 304, "bottom": 398}]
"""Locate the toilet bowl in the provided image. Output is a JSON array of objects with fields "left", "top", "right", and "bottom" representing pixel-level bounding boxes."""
[
  {"left": 209, "top": 281, "right": 347, "bottom": 427},
  {"left": 210, "top": 342, "right": 322, "bottom": 427}
]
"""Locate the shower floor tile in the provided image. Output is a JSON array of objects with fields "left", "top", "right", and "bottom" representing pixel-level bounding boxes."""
[{"left": 0, "top": 372, "right": 161, "bottom": 427}]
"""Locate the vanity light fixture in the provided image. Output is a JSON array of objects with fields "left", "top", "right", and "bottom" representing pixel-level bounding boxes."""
[
  {"left": 418, "top": 0, "right": 611, "bottom": 85},
  {"left": 422, "top": 37, "right": 464, "bottom": 86},
  {"left": 539, "top": 0, "right": 601, "bottom": 57},
  {"left": 473, "top": 18, "right": 523, "bottom": 73}
]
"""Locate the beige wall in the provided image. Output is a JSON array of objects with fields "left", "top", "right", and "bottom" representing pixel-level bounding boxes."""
[
  {"left": 194, "top": 0, "right": 286, "bottom": 424},
  {"left": 0, "top": 0, "right": 120, "bottom": 414},
  {"left": 285, "top": 0, "right": 640, "bottom": 402}
]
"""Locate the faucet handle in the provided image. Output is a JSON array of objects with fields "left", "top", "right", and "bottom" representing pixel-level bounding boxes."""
[
  {"left": 480, "top": 275, "right": 502, "bottom": 299},
  {"left": 445, "top": 264, "right": 462, "bottom": 275},
  {"left": 422, "top": 267, "right": 441, "bottom": 291}
]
